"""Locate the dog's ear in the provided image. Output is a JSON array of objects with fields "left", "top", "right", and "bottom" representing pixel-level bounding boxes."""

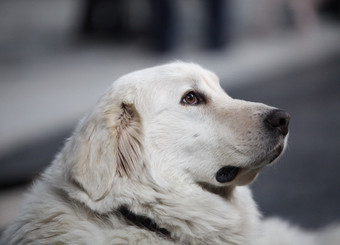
[{"left": 66, "top": 102, "right": 143, "bottom": 201}]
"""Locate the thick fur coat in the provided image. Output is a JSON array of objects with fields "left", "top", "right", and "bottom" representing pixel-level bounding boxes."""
[{"left": 1, "top": 62, "right": 338, "bottom": 245}]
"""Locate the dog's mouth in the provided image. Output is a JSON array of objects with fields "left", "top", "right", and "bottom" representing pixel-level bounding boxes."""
[
  {"left": 216, "top": 166, "right": 240, "bottom": 183},
  {"left": 268, "top": 143, "right": 284, "bottom": 163},
  {"left": 216, "top": 142, "right": 285, "bottom": 184}
]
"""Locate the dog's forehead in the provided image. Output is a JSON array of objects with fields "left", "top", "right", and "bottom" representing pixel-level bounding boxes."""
[
  {"left": 110, "top": 62, "right": 224, "bottom": 106},
  {"left": 151, "top": 63, "right": 220, "bottom": 89}
]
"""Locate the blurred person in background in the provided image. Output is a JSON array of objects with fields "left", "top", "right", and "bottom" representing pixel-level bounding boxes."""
[
  {"left": 81, "top": 0, "right": 232, "bottom": 51},
  {"left": 248, "top": 0, "right": 321, "bottom": 35}
]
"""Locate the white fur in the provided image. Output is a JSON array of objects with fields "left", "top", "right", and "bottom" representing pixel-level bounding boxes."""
[{"left": 1, "top": 62, "right": 339, "bottom": 245}]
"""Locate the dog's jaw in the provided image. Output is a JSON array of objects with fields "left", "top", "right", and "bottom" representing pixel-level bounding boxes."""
[{"left": 222, "top": 133, "right": 289, "bottom": 187}]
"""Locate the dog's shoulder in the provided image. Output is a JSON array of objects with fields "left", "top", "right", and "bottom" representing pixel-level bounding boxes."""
[{"left": 1, "top": 180, "right": 92, "bottom": 244}]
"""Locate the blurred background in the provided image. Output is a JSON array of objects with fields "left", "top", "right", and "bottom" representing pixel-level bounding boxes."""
[{"left": 1, "top": 0, "right": 340, "bottom": 234}]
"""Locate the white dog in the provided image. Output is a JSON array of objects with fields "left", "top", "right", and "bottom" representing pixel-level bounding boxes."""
[{"left": 1, "top": 62, "right": 338, "bottom": 244}]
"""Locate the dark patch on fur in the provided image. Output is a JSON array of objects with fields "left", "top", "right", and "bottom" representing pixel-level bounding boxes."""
[
  {"left": 118, "top": 206, "right": 171, "bottom": 239},
  {"left": 197, "top": 182, "right": 235, "bottom": 200}
]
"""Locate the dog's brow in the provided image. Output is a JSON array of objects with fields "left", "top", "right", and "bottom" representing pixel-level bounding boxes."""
[{"left": 200, "top": 74, "right": 220, "bottom": 92}]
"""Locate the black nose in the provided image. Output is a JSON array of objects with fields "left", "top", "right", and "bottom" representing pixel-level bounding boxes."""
[{"left": 265, "top": 109, "right": 290, "bottom": 136}]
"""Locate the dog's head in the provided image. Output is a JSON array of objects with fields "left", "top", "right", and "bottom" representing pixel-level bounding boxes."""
[{"left": 60, "top": 62, "right": 289, "bottom": 209}]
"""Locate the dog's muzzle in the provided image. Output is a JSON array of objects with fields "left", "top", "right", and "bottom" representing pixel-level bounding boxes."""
[{"left": 216, "top": 109, "right": 290, "bottom": 184}]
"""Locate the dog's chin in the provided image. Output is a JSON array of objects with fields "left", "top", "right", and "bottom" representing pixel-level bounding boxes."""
[
  {"left": 254, "top": 141, "right": 285, "bottom": 167},
  {"left": 215, "top": 142, "right": 285, "bottom": 186},
  {"left": 266, "top": 142, "right": 285, "bottom": 164}
]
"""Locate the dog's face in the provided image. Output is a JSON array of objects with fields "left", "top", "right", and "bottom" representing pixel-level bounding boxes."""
[
  {"left": 65, "top": 62, "right": 289, "bottom": 203},
  {"left": 133, "top": 63, "right": 290, "bottom": 188}
]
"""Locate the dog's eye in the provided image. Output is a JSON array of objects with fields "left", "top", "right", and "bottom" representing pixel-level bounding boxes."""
[{"left": 182, "top": 92, "right": 198, "bottom": 105}]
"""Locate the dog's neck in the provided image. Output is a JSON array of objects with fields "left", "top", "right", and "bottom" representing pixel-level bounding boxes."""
[
  {"left": 115, "top": 184, "right": 236, "bottom": 242},
  {"left": 115, "top": 181, "right": 259, "bottom": 244},
  {"left": 55, "top": 166, "right": 260, "bottom": 244}
]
